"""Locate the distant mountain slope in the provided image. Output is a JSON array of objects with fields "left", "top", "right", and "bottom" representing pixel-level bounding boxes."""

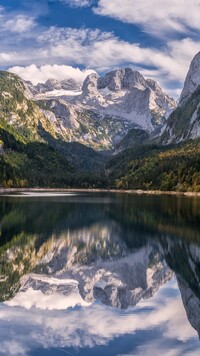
[
  {"left": 161, "top": 85, "right": 200, "bottom": 144},
  {"left": 161, "top": 52, "right": 200, "bottom": 144},
  {"left": 38, "top": 127, "right": 107, "bottom": 171},
  {"left": 114, "top": 128, "right": 150, "bottom": 154}
]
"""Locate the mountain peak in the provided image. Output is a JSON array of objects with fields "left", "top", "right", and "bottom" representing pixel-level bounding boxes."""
[
  {"left": 81, "top": 72, "right": 100, "bottom": 96},
  {"left": 180, "top": 51, "right": 200, "bottom": 104},
  {"left": 97, "top": 68, "right": 147, "bottom": 92},
  {"left": 79, "top": 68, "right": 175, "bottom": 132}
]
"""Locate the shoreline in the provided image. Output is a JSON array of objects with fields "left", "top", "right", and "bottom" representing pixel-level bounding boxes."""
[{"left": 0, "top": 187, "right": 200, "bottom": 197}]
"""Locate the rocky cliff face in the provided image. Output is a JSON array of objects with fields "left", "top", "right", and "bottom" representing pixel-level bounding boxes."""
[
  {"left": 40, "top": 99, "right": 134, "bottom": 150},
  {"left": 161, "top": 52, "right": 200, "bottom": 144},
  {"left": 27, "top": 78, "right": 81, "bottom": 95},
  {"left": 76, "top": 68, "right": 175, "bottom": 133},
  {"left": 180, "top": 52, "right": 200, "bottom": 105}
]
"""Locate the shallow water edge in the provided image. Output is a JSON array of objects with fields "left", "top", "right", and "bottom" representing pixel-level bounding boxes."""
[{"left": 0, "top": 187, "right": 200, "bottom": 197}]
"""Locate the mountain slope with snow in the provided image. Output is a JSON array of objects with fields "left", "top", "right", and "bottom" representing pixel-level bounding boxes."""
[
  {"left": 26, "top": 68, "right": 176, "bottom": 150},
  {"left": 74, "top": 68, "right": 175, "bottom": 133}
]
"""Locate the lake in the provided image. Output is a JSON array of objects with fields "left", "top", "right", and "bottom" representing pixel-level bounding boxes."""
[{"left": 0, "top": 191, "right": 200, "bottom": 356}]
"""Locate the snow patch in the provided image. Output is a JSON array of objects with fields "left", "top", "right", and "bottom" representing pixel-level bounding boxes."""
[{"left": 35, "top": 89, "right": 82, "bottom": 99}]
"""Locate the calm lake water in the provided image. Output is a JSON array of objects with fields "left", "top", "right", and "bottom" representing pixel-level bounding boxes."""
[{"left": 0, "top": 191, "right": 200, "bottom": 356}]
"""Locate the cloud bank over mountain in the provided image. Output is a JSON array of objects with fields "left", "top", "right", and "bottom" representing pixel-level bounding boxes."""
[
  {"left": 1, "top": 0, "right": 200, "bottom": 96},
  {"left": 9, "top": 64, "right": 96, "bottom": 85}
]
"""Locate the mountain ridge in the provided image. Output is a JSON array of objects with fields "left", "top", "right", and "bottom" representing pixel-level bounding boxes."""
[{"left": 26, "top": 67, "right": 176, "bottom": 149}]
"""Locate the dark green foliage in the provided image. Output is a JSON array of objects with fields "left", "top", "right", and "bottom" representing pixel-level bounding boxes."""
[
  {"left": 0, "top": 122, "right": 73, "bottom": 187},
  {"left": 0, "top": 124, "right": 109, "bottom": 188},
  {"left": 115, "top": 128, "right": 150, "bottom": 151},
  {"left": 0, "top": 126, "right": 25, "bottom": 151},
  {"left": 107, "top": 140, "right": 200, "bottom": 192},
  {"left": 38, "top": 126, "right": 107, "bottom": 171},
  {"left": 0, "top": 122, "right": 199, "bottom": 191},
  {"left": 59, "top": 142, "right": 107, "bottom": 171}
]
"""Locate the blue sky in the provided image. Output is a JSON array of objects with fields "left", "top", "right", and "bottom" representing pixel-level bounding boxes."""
[{"left": 0, "top": 0, "right": 200, "bottom": 97}]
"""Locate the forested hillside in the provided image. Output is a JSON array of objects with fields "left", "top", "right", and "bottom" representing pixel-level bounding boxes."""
[{"left": 107, "top": 140, "right": 200, "bottom": 192}]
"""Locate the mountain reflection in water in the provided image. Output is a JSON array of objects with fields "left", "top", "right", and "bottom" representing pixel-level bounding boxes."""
[{"left": 0, "top": 192, "right": 200, "bottom": 355}]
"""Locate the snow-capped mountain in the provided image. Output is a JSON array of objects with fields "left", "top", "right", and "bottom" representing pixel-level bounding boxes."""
[
  {"left": 75, "top": 68, "right": 175, "bottom": 133},
  {"left": 25, "top": 68, "right": 175, "bottom": 149},
  {"left": 27, "top": 77, "right": 81, "bottom": 95}
]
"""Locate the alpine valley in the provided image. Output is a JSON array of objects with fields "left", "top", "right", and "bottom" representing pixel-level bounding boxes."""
[{"left": 0, "top": 52, "right": 200, "bottom": 191}]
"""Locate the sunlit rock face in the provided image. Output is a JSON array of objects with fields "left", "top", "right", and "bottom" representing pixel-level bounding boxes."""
[
  {"left": 161, "top": 52, "right": 200, "bottom": 144},
  {"left": 76, "top": 68, "right": 175, "bottom": 133},
  {"left": 180, "top": 52, "right": 200, "bottom": 105}
]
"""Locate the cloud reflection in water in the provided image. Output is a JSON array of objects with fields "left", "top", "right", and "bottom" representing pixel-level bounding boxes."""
[{"left": 0, "top": 278, "right": 199, "bottom": 356}]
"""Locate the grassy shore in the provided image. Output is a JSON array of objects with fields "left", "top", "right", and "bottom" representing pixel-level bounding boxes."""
[{"left": 0, "top": 188, "right": 200, "bottom": 197}]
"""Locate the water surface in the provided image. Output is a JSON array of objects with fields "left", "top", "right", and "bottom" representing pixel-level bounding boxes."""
[{"left": 0, "top": 192, "right": 200, "bottom": 355}]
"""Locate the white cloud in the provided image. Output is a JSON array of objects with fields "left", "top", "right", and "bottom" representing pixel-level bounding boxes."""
[
  {"left": 9, "top": 64, "right": 96, "bottom": 85},
  {"left": 34, "top": 27, "right": 200, "bottom": 96},
  {"left": 0, "top": 279, "right": 199, "bottom": 355},
  {"left": 0, "top": 1, "right": 199, "bottom": 98},
  {"left": 94, "top": 0, "right": 200, "bottom": 38},
  {"left": 0, "top": 7, "right": 35, "bottom": 34},
  {"left": 61, "top": 0, "right": 94, "bottom": 7},
  {"left": 34, "top": 27, "right": 200, "bottom": 84},
  {"left": 2, "top": 26, "right": 200, "bottom": 97},
  {"left": 2, "top": 15, "right": 35, "bottom": 33},
  {"left": 0, "top": 341, "right": 27, "bottom": 356}
]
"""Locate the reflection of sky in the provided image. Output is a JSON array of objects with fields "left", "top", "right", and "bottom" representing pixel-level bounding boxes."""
[{"left": 0, "top": 278, "right": 199, "bottom": 356}]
